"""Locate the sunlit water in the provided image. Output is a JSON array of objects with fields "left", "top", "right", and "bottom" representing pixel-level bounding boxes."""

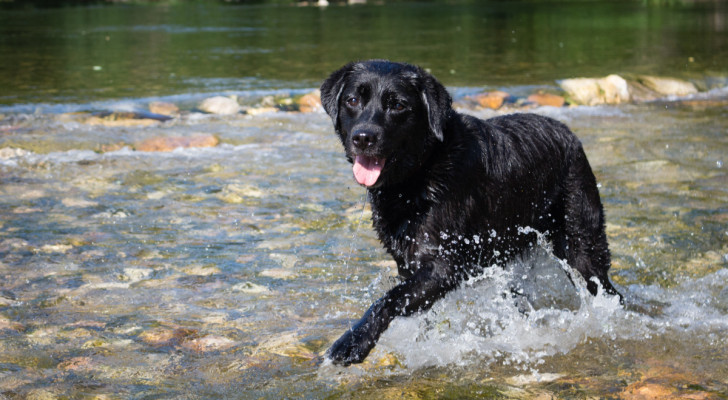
[
  {"left": 1, "top": 0, "right": 727, "bottom": 398},
  {"left": 1, "top": 89, "right": 726, "bottom": 398}
]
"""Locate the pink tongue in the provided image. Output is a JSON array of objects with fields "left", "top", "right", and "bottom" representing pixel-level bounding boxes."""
[{"left": 353, "top": 155, "right": 385, "bottom": 187}]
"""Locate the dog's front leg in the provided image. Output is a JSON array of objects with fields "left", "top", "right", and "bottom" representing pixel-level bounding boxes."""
[{"left": 327, "top": 261, "right": 461, "bottom": 366}]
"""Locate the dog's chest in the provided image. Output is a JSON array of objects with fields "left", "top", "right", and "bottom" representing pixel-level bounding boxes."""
[{"left": 370, "top": 194, "right": 435, "bottom": 277}]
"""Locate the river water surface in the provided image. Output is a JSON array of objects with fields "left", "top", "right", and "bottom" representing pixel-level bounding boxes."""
[{"left": 1, "top": 1, "right": 727, "bottom": 399}]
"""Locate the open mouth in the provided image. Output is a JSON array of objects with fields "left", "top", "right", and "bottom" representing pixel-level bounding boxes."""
[{"left": 353, "top": 155, "right": 386, "bottom": 187}]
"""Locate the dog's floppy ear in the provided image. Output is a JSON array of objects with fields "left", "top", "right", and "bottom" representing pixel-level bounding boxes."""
[
  {"left": 320, "top": 63, "right": 354, "bottom": 129},
  {"left": 419, "top": 70, "right": 452, "bottom": 142}
]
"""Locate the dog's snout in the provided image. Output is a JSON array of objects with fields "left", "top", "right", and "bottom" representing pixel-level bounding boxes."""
[{"left": 352, "top": 130, "right": 378, "bottom": 149}]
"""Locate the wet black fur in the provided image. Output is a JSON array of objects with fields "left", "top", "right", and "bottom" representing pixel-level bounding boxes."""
[{"left": 321, "top": 60, "right": 621, "bottom": 366}]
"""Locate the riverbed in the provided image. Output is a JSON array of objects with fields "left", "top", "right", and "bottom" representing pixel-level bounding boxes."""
[{"left": 1, "top": 1, "right": 727, "bottom": 399}]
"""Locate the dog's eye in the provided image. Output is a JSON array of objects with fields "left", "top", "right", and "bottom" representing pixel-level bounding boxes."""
[
  {"left": 346, "top": 97, "right": 360, "bottom": 107},
  {"left": 391, "top": 102, "right": 406, "bottom": 112}
]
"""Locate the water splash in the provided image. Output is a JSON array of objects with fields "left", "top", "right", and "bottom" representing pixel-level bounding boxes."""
[{"left": 377, "top": 245, "right": 625, "bottom": 370}]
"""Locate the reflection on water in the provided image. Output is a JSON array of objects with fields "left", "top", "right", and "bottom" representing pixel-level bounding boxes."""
[{"left": 1, "top": 0, "right": 727, "bottom": 104}]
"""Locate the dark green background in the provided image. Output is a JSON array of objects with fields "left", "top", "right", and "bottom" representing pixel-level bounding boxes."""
[{"left": 1, "top": 0, "right": 726, "bottom": 104}]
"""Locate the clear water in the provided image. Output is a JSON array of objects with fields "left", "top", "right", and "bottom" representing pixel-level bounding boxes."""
[{"left": 1, "top": 1, "right": 727, "bottom": 398}]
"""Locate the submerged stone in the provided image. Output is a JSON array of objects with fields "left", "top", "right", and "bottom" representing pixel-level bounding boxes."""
[
  {"left": 231, "top": 281, "right": 270, "bottom": 294},
  {"left": 83, "top": 111, "right": 172, "bottom": 127},
  {"left": 260, "top": 268, "right": 296, "bottom": 279},
  {"left": 148, "top": 101, "right": 180, "bottom": 116},
  {"left": 57, "top": 356, "right": 94, "bottom": 372},
  {"left": 255, "top": 332, "right": 318, "bottom": 360},
  {"left": 217, "top": 184, "right": 264, "bottom": 203},
  {"left": 179, "top": 335, "right": 236, "bottom": 352},
  {"left": 140, "top": 327, "right": 198, "bottom": 347},
  {"left": 527, "top": 93, "right": 566, "bottom": 107},
  {"left": 0, "top": 147, "right": 30, "bottom": 159},
  {"left": 135, "top": 135, "right": 219, "bottom": 152},
  {"left": 25, "top": 389, "right": 58, "bottom": 400},
  {"left": 245, "top": 106, "right": 279, "bottom": 116}
]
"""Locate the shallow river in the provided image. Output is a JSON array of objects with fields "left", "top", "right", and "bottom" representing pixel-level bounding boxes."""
[{"left": 1, "top": 1, "right": 727, "bottom": 399}]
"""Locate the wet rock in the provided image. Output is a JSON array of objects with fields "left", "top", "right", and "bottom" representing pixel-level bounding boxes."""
[
  {"left": 246, "top": 106, "right": 279, "bottom": 116},
  {"left": 255, "top": 332, "right": 318, "bottom": 360},
  {"left": 676, "top": 98, "right": 728, "bottom": 110},
  {"left": 83, "top": 111, "right": 172, "bottom": 127},
  {"left": 232, "top": 281, "right": 270, "bottom": 294},
  {"left": 179, "top": 335, "right": 236, "bottom": 352},
  {"left": 0, "top": 238, "right": 29, "bottom": 252},
  {"left": 620, "top": 362, "right": 719, "bottom": 400},
  {"left": 198, "top": 95, "right": 241, "bottom": 115},
  {"left": 296, "top": 90, "right": 323, "bottom": 113},
  {"left": 559, "top": 75, "right": 630, "bottom": 105},
  {"left": 507, "top": 372, "right": 564, "bottom": 386},
  {"left": 61, "top": 197, "right": 98, "bottom": 208},
  {"left": 135, "top": 134, "right": 219, "bottom": 152},
  {"left": 82, "top": 338, "right": 111, "bottom": 348},
  {"left": 66, "top": 320, "right": 106, "bottom": 329},
  {"left": 260, "top": 268, "right": 296, "bottom": 279},
  {"left": 626, "top": 80, "right": 662, "bottom": 103},
  {"left": 37, "top": 244, "right": 73, "bottom": 254},
  {"left": 58, "top": 356, "right": 94, "bottom": 372},
  {"left": 26, "top": 389, "right": 58, "bottom": 400},
  {"left": 140, "top": 327, "right": 198, "bottom": 347},
  {"left": 527, "top": 93, "right": 565, "bottom": 107},
  {"left": 0, "top": 316, "right": 23, "bottom": 331},
  {"left": 181, "top": 264, "right": 221, "bottom": 276},
  {"left": 638, "top": 76, "right": 698, "bottom": 97},
  {"left": 470, "top": 91, "right": 510, "bottom": 109},
  {"left": 269, "top": 253, "right": 297, "bottom": 269},
  {"left": 217, "top": 184, "right": 264, "bottom": 203},
  {"left": 0, "top": 147, "right": 30, "bottom": 159},
  {"left": 148, "top": 101, "right": 180, "bottom": 116},
  {"left": 121, "top": 267, "right": 153, "bottom": 283}
]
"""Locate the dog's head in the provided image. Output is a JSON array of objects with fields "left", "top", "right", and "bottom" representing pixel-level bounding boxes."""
[{"left": 321, "top": 60, "right": 452, "bottom": 188}]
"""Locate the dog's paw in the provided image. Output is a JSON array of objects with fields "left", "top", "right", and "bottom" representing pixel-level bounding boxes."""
[{"left": 326, "top": 328, "right": 375, "bottom": 366}]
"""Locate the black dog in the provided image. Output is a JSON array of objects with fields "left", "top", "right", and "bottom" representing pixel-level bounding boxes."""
[{"left": 320, "top": 60, "right": 621, "bottom": 366}]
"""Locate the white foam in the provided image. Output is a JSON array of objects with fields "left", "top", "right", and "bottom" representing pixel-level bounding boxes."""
[
  {"left": 375, "top": 249, "right": 727, "bottom": 370},
  {"left": 377, "top": 250, "right": 626, "bottom": 369}
]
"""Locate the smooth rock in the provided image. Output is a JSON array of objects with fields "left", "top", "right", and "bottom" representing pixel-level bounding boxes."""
[
  {"left": 246, "top": 106, "right": 279, "bottom": 116},
  {"left": 470, "top": 91, "right": 510, "bottom": 109},
  {"left": 639, "top": 76, "right": 698, "bottom": 97},
  {"left": 179, "top": 335, "right": 236, "bottom": 352},
  {"left": 260, "top": 268, "right": 296, "bottom": 279},
  {"left": 26, "top": 389, "right": 58, "bottom": 400},
  {"left": 527, "top": 93, "right": 566, "bottom": 107},
  {"left": 57, "top": 356, "right": 94, "bottom": 372},
  {"left": 149, "top": 101, "right": 180, "bottom": 116},
  {"left": 297, "top": 90, "right": 322, "bottom": 113},
  {"left": 198, "top": 96, "right": 240, "bottom": 115},
  {"left": 559, "top": 74, "right": 630, "bottom": 105},
  {"left": 218, "top": 184, "right": 264, "bottom": 203},
  {"left": 0, "top": 147, "right": 30, "bottom": 159},
  {"left": 0, "top": 316, "right": 23, "bottom": 331},
  {"left": 61, "top": 197, "right": 99, "bottom": 208},
  {"left": 135, "top": 135, "right": 219, "bottom": 152},
  {"left": 140, "top": 327, "right": 198, "bottom": 347},
  {"left": 37, "top": 244, "right": 73, "bottom": 254},
  {"left": 232, "top": 281, "right": 270, "bottom": 294}
]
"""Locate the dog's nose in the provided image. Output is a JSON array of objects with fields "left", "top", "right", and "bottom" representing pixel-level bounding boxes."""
[{"left": 352, "top": 131, "right": 377, "bottom": 149}]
